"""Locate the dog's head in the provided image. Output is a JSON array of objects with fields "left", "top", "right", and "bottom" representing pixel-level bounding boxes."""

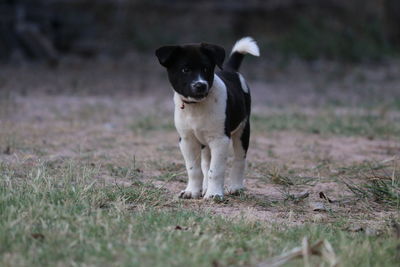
[{"left": 155, "top": 43, "right": 225, "bottom": 101}]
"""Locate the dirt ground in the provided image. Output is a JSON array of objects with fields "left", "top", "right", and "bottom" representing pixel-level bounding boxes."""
[{"left": 1, "top": 58, "right": 399, "bottom": 230}]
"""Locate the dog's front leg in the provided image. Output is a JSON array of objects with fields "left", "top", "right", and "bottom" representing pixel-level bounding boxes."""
[
  {"left": 179, "top": 133, "right": 203, "bottom": 199},
  {"left": 203, "top": 137, "right": 230, "bottom": 199}
]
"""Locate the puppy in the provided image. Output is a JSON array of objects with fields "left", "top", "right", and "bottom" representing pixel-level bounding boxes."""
[{"left": 155, "top": 37, "right": 259, "bottom": 199}]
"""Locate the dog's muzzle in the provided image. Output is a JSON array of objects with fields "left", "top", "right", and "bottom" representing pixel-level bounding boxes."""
[{"left": 191, "top": 81, "right": 209, "bottom": 99}]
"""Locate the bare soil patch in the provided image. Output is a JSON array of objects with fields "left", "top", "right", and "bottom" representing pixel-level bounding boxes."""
[{"left": 1, "top": 90, "right": 398, "bottom": 227}]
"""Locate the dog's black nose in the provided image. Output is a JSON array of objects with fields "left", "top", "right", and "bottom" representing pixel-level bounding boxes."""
[{"left": 192, "top": 82, "right": 208, "bottom": 94}]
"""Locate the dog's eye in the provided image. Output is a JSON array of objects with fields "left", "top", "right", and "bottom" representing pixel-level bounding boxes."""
[{"left": 181, "top": 67, "right": 191, "bottom": 73}]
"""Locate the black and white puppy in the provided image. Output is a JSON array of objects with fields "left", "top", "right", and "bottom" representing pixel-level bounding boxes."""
[{"left": 155, "top": 37, "right": 259, "bottom": 199}]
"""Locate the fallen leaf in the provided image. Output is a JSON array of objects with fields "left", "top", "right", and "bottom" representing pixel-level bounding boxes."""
[
  {"left": 319, "top": 192, "right": 333, "bottom": 203},
  {"left": 31, "top": 233, "right": 45, "bottom": 240},
  {"left": 310, "top": 202, "right": 327, "bottom": 212}
]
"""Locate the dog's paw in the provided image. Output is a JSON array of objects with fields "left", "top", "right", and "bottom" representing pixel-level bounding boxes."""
[
  {"left": 178, "top": 190, "right": 201, "bottom": 199},
  {"left": 226, "top": 186, "right": 245, "bottom": 196},
  {"left": 203, "top": 192, "right": 224, "bottom": 200}
]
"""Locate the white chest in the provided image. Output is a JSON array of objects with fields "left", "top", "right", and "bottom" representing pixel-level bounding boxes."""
[{"left": 173, "top": 75, "right": 227, "bottom": 144}]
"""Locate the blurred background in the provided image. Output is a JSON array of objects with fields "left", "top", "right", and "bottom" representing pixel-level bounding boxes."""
[
  {"left": 1, "top": 0, "right": 400, "bottom": 105},
  {"left": 1, "top": 0, "right": 400, "bottom": 62}
]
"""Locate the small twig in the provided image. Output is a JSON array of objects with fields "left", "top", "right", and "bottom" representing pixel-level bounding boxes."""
[{"left": 257, "top": 237, "right": 338, "bottom": 267}]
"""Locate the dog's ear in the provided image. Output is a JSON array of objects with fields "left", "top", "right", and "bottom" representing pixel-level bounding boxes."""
[
  {"left": 201, "top": 43, "right": 225, "bottom": 69},
  {"left": 155, "top": 45, "right": 180, "bottom": 68}
]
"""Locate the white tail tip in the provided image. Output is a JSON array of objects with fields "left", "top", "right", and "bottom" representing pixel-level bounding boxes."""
[{"left": 231, "top": 37, "right": 260, "bottom": 57}]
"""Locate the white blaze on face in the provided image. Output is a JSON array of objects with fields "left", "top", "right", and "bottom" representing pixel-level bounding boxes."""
[{"left": 191, "top": 74, "right": 208, "bottom": 89}]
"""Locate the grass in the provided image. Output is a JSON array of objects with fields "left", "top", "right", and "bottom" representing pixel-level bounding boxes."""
[
  {"left": 2, "top": 47, "right": 400, "bottom": 266},
  {"left": 264, "top": 166, "right": 316, "bottom": 187},
  {"left": 106, "top": 158, "right": 142, "bottom": 180},
  {"left": 148, "top": 160, "right": 186, "bottom": 182},
  {"left": 129, "top": 114, "right": 175, "bottom": 133},
  {"left": 253, "top": 163, "right": 319, "bottom": 187},
  {"left": 1, "top": 161, "right": 399, "bottom": 266},
  {"left": 252, "top": 110, "right": 400, "bottom": 138},
  {"left": 344, "top": 161, "right": 400, "bottom": 208},
  {"left": 1, "top": 87, "right": 400, "bottom": 265}
]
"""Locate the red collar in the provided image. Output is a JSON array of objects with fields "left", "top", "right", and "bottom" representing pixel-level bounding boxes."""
[
  {"left": 180, "top": 99, "right": 198, "bottom": 109},
  {"left": 182, "top": 99, "right": 198, "bottom": 104}
]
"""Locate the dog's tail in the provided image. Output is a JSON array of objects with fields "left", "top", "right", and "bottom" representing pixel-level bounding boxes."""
[{"left": 224, "top": 37, "right": 260, "bottom": 72}]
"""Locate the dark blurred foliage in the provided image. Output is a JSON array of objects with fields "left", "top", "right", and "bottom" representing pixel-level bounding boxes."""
[{"left": 1, "top": 0, "right": 400, "bottom": 62}]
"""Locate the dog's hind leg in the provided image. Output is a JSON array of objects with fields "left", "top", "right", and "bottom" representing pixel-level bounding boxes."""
[
  {"left": 201, "top": 146, "right": 211, "bottom": 195},
  {"left": 227, "top": 120, "right": 250, "bottom": 194},
  {"left": 179, "top": 133, "right": 203, "bottom": 199}
]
